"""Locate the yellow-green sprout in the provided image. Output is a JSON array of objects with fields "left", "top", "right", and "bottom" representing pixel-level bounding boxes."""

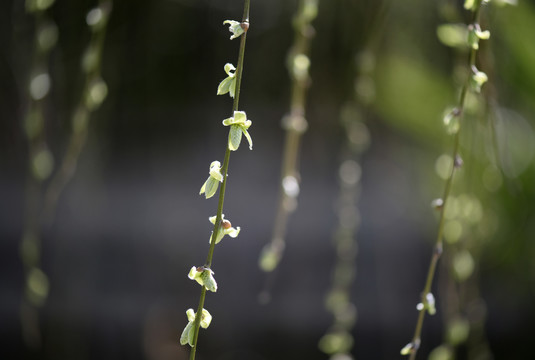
[
  {"left": 222, "top": 111, "right": 253, "bottom": 151},
  {"left": 200, "top": 161, "right": 223, "bottom": 199},
  {"left": 188, "top": 266, "right": 217, "bottom": 292},
  {"left": 209, "top": 214, "right": 240, "bottom": 244},
  {"left": 180, "top": 308, "right": 212, "bottom": 347}
]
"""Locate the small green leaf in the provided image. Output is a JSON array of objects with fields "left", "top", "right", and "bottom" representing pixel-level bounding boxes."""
[
  {"left": 443, "top": 107, "right": 461, "bottom": 135},
  {"left": 400, "top": 342, "right": 415, "bottom": 356},
  {"left": 217, "top": 76, "right": 233, "bottom": 96},
  {"left": 180, "top": 321, "right": 193, "bottom": 346},
  {"left": 416, "top": 293, "right": 436, "bottom": 315},
  {"left": 429, "top": 345, "right": 454, "bottom": 360},
  {"left": 208, "top": 214, "right": 240, "bottom": 244},
  {"left": 200, "top": 177, "right": 219, "bottom": 199},
  {"left": 200, "top": 161, "right": 223, "bottom": 198},
  {"left": 229, "top": 125, "right": 243, "bottom": 151},
  {"left": 209, "top": 161, "right": 223, "bottom": 181},
  {"left": 437, "top": 24, "right": 468, "bottom": 48},
  {"left": 223, "top": 20, "right": 245, "bottom": 40},
  {"left": 224, "top": 63, "right": 236, "bottom": 75},
  {"left": 242, "top": 128, "right": 253, "bottom": 150},
  {"left": 447, "top": 317, "right": 470, "bottom": 346},
  {"left": 200, "top": 309, "right": 212, "bottom": 328},
  {"left": 188, "top": 266, "right": 217, "bottom": 292},
  {"left": 464, "top": 0, "right": 476, "bottom": 10},
  {"left": 259, "top": 244, "right": 282, "bottom": 272},
  {"left": 201, "top": 269, "right": 218, "bottom": 292},
  {"left": 229, "top": 79, "right": 236, "bottom": 98},
  {"left": 217, "top": 63, "right": 236, "bottom": 97},
  {"left": 453, "top": 250, "right": 475, "bottom": 282},
  {"left": 223, "top": 111, "right": 253, "bottom": 151},
  {"left": 186, "top": 308, "right": 196, "bottom": 322},
  {"left": 470, "top": 69, "right": 488, "bottom": 92}
]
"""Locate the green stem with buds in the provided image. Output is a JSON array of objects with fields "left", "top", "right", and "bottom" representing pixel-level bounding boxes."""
[
  {"left": 42, "top": 0, "right": 112, "bottom": 223},
  {"left": 258, "top": 0, "right": 318, "bottom": 302},
  {"left": 406, "top": 2, "right": 485, "bottom": 359},
  {"left": 188, "top": 2, "right": 250, "bottom": 359}
]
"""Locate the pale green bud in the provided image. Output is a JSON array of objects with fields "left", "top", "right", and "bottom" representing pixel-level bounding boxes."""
[
  {"left": 292, "top": 54, "right": 310, "bottom": 82},
  {"left": 223, "top": 20, "right": 246, "bottom": 40},
  {"left": 85, "top": 78, "right": 108, "bottom": 110},
  {"left": 180, "top": 308, "right": 213, "bottom": 347},
  {"left": 437, "top": 24, "right": 468, "bottom": 48},
  {"left": 259, "top": 244, "right": 282, "bottom": 272},
  {"left": 447, "top": 317, "right": 470, "bottom": 346},
  {"left": 222, "top": 111, "right": 253, "bottom": 151},
  {"left": 464, "top": 0, "right": 476, "bottom": 10},
  {"left": 188, "top": 266, "right": 218, "bottom": 292},
  {"left": 443, "top": 107, "right": 461, "bottom": 135},
  {"left": 32, "top": 148, "right": 54, "bottom": 181},
  {"left": 86, "top": 2, "right": 111, "bottom": 31},
  {"left": 26, "top": 0, "right": 56, "bottom": 12},
  {"left": 26, "top": 267, "right": 49, "bottom": 306},
  {"left": 200, "top": 161, "right": 223, "bottom": 199},
  {"left": 217, "top": 63, "right": 237, "bottom": 97},
  {"left": 179, "top": 321, "right": 194, "bottom": 346},
  {"left": 417, "top": 292, "right": 436, "bottom": 315},
  {"left": 453, "top": 250, "right": 475, "bottom": 282},
  {"left": 199, "top": 309, "right": 212, "bottom": 328},
  {"left": 470, "top": 69, "right": 488, "bottom": 92},
  {"left": 400, "top": 342, "right": 415, "bottom": 356},
  {"left": 209, "top": 214, "right": 240, "bottom": 244},
  {"left": 468, "top": 24, "right": 490, "bottom": 50},
  {"left": 318, "top": 331, "right": 353, "bottom": 355},
  {"left": 429, "top": 345, "right": 454, "bottom": 360}
]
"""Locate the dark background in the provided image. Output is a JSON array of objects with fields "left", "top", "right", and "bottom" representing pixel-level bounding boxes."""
[{"left": 1, "top": 0, "right": 535, "bottom": 359}]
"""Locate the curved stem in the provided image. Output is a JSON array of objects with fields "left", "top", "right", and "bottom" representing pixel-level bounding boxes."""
[
  {"left": 188, "top": 2, "right": 250, "bottom": 359},
  {"left": 407, "top": 2, "right": 484, "bottom": 359},
  {"left": 42, "top": 0, "right": 112, "bottom": 224},
  {"left": 259, "top": 0, "right": 318, "bottom": 300}
]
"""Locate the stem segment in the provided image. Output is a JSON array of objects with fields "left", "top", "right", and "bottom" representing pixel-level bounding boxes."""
[
  {"left": 407, "top": 2, "right": 484, "bottom": 359},
  {"left": 259, "top": 0, "right": 318, "bottom": 301},
  {"left": 188, "top": 2, "right": 250, "bottom": 359}
]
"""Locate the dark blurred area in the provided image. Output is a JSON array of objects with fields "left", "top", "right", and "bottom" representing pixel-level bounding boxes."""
[{"left": 1, "top": 0, "right": 535, "bottom": 359}]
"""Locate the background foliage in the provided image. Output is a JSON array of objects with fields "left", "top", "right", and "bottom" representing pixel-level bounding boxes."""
[{"left": 1, "top": 0, "right": 534, "bottom": 359}]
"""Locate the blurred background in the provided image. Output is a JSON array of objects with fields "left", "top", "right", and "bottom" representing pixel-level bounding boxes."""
[{"left": 1, "top": 0, "right": 535, "bottom": 359}]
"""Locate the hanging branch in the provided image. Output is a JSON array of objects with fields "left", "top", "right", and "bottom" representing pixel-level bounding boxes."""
[
  {"left": 258, "top": 0, "right": 318, "bottom": 303},
  {"left": 42, "top": 0, "right": 113, "bottom": 222},
  {"left": 19, "top": 0, "right": 59, "bottom": 347},
  {"left": 19, "top": 0, "right": 113, "bottom": 348},
  {"left": 180, "top": 2, "right": 251, "bottom": 360},
  {"left": 401, "top": 1, "right": 492, "bottom": 358}
]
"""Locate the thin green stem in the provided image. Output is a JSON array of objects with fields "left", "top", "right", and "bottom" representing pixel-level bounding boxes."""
[
  {"left": 259, "top": 0, "right": 318, "bottom": 300},
  {"left": 407, "top": 2, "right": 484, "bottom": 359},
  {"left": 188, "top": 2, "right": 250, "bottom": 359},
  {"left": 20, "top": 5, "right": 58, "bottom": 348},
  {"left": 42, "top": 0, "right": 112, "bottom": 224}
]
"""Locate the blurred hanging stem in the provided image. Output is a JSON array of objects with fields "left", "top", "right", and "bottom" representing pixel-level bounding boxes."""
[
  {"left": 188, "top": 2, "right": 250, "bottom": 360},
  {"left": 258, "top": 0, "right": 318, "bottom": 302},
  {"left": 20, "top": 0, "right": 58, "bottom": 348},
  {"left": 403, "top": 2, "right": 487, "bottom": 359},
  {"left": 319, "top": 2, "right": 390, "bottom": 356},
  {"left": 317, "top": 72, "right": 371, "bottom": 358},
  {"left": 20, "top": 0, "right": 112, "bottom": 348},
  {"left": 42, "top": 0, "right": 112, "bottom": 223}
]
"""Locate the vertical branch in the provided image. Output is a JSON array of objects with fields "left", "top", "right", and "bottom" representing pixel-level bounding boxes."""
[
  {"left": 184, "top": 2, "right": 251, "bottom": 360},
  {"left": 19, "top": 0, "right": 113, "bottom": 348},
  {"left": 402, "top": 1, "right": 490, "bottom": 359},
  {"left": 42, "top": 0, "right": 113, "bottom": 222},
  {"left": 318, "top": 2, "right": 390, "bottom": 357},
  {"left": 258, "top": 0, "right": 319, "bottom": 302},
  {"left": 19, "top": 0, "right": 58, "bottom": 348}
]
